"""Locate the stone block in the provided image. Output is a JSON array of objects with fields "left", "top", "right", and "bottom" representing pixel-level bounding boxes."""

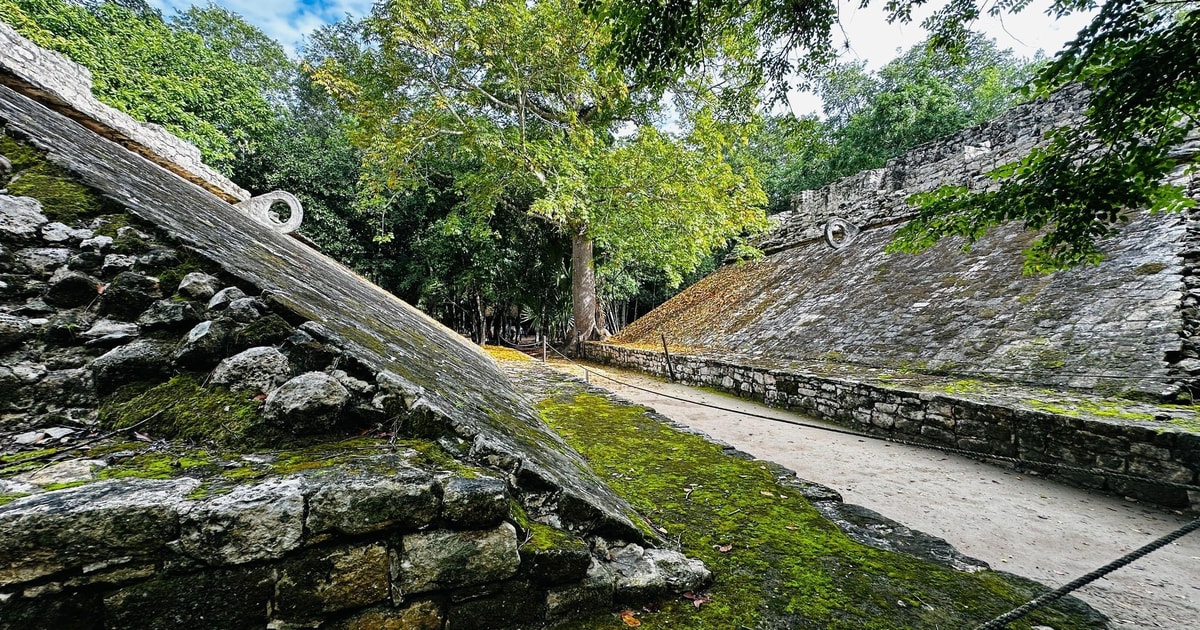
[
  {"left": 545, "top": 561, "right": 614, "bottom": 619},
  {"left": 274, "top": 543, "right": 390, "bottom": 620},
  {"left": 306, "top": 469, "right": 439, "bottom": 536},
  {"left": 178, "top": 477, "right": 306, "bottom": 565},
  {"left": 441, "top": 475, "right": 509, "bottom": 528},
  {"left": 332, "top": 600, "right": 444, "bottom": 630},
  {"left": 445, "top": 581, "right": 544, "bottom": 630},
  {"left": 0, "top": 479, "right": 194, "bottom": 586},
  {"left": 104, "top": 566, "right": 273, "bottom": 630},
  {"left": 394, "top": 523, "right": 521, "bottom": 597}
]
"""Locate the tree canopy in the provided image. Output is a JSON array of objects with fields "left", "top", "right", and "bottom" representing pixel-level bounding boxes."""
[
  {"left": 311, "top": 0, "right": 766, "bottom": 343},
  {"left": 590, "top": 0, "right": 1200, "bottom": 272},
  {"left": 0, "top": 0, "right": 282, "bottom": 172}
]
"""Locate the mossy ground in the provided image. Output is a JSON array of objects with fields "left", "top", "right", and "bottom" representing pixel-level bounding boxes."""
[{"left": 536, "top": 390, "right": 1100, "bottom": 629}]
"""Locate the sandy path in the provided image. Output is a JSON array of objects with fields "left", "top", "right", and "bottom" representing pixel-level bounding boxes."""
[{"left": 548, "top": 360, "right": 1200, "bottom": 629}]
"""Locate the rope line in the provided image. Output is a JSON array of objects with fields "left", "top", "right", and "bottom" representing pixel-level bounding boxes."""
[
  {"left": 534, "top": 345, "right": 1200, "bottom": 628},
  {"left": 540, "top": 345, "right": 1200, "bottom": 493},
  {"left": 973, "top": 517, "right": 1200, "bottom": 629}
]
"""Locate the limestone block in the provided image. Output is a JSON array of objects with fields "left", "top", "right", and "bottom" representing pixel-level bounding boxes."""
[
  {"left": 306, "top": 469, "right": 439, "bottom": 536},
  {"left": 274, "top": 543, "right": 390, "bottom": 620},
  {"left": 89, "top": 339, "right": 174, "bottom": 394},
  {"left": 210, "top": 346, "right": 291, "bottom": 395},
  {"left": 0, "top": 312, "right": 33, "bottom": 349},
  {"left": 17, "top": 247, "right": 70, "bottom": 276},
  {"left": 0, "top": 478, "right": 196, "bottom": 586},
  {"left": 0, "top": 195, "right": 47, "bottom": 242},
  {"left": 440, "top": 475, "right": 509, "bottom": 528},
  {"left": 178, "top": 477, "right": 306, "bottom": 565},
  {"left": 607, "top": 543, "right": 711, "bottom": 600},
  {"left": 104, "top": 566, "right": 273, "bottom": 630},
  {"left": 394, "top": 523, "right": 521, "bottom": 596},
  {"left": 176, "top": 272, "right": 219, "bottom": 301},
  {"left": 333, "top": 601, "right": 445, "bottom": 630},
  {"left": 264, "top": 371, "right": 350, "bottom": 433}
]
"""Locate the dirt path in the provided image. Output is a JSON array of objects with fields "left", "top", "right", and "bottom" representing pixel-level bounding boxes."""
[{"left": 547, "top": 360, "right": 1200, "bottom": 629}]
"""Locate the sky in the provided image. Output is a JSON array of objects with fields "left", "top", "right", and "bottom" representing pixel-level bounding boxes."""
[{"left": 147, "top": 0, "right": 1096, "bottom": 116}]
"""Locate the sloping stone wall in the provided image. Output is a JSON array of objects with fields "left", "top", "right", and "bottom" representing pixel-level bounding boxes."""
[
  {"left": 614, "top": 89, "right": 1200, "bottom": 398},
  {"left": 0, "top": 83, "right": 644, "bottom": 541},
  {"left": 0, "top": 29, "right": 716, "bottom": 627},
  {"left": 0, "top": 21, "right": 248, "bottom": 203}
]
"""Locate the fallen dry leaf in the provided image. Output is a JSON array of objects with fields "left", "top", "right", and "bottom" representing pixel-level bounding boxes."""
[
  {"left": 717, "top": 544, "right": 733, "bottom": 553},
  {"left": 760, "top": 491, "right": 775, "bottom": 497},
  {"left": 618, "top": 610, "right": 641, "bottom": 627}
]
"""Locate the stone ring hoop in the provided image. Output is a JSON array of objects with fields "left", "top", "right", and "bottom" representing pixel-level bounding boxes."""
[{"left": 823, "top": 217, "right": 859, "bottom": 249}]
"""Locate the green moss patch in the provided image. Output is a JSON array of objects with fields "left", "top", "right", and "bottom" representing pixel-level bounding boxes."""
[
  {"left": 2, "top": 133, "right": 115, "bottom": 223},
  {"left": 99, "top": 375, "right": 268, "bottom": 447},
  {"left": 539, "top": 392, "right": 1101, "bottom": 629}
]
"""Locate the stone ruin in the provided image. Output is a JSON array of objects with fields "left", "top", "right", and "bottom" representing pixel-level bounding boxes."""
[
  {"left": 592, "top": 88, "right": 1200, "bottom": 509},
  {"left": 0, "top": 25, "right": 709, "bottom": 629}
]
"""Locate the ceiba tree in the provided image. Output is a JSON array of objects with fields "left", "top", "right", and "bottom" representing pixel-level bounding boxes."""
[
  {"left": 312, "top": 0, "right": 766, "bottom": 344},
  {"left": 588, "top": 0, "right": 1199, "bottom": 272}
]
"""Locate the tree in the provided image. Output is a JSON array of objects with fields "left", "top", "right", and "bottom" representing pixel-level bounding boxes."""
[
  {"left": 589, "top": 0, "right": 1200, "bottom": 272},
  {"left": 741, "top": 33, "right": 1031, "bottom": 214},
  {"left": 311, "top": 0, "right": 766, "bottom": 345}
]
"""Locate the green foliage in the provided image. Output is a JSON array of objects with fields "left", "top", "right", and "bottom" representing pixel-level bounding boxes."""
[
  {"left": 311, "top": 0, "right": 767, "bottom": 342},
  {"left": 743, "top": 33, "right": 1031, "bottom": 213},
  {"left": 596, "top": 0, "right": 1200, "bottom": 274},
  {"left": 583, "top": 0, "right": 838, "bottom": 103},
  {"left": 0, "top": 0, "right": 282, "bottom": 171},
  {"left": 891, "top": 2, "right": 1200, "bottom": 272}
]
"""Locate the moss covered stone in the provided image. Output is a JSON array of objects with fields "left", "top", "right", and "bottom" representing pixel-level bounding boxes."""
[
  {"left": 1, "top": 134, "right": 114, "bottom": 224},
  {"left": 538, "top": 391, "right": 1103, "bottom": 630},
  {"left": 99, "top": 374, "right": 268, "bottom": 446}
]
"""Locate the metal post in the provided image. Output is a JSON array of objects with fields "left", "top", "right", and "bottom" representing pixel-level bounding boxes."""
[
  {"left": 542, "top": 338, "right": 547, "bottom": 363},
  {"left": 661, "top": 333, "right": 677, "bottom": 383}
]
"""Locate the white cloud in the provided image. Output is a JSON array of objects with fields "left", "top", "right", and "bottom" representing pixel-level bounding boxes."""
[
  {"left": 147, "top": 0, "right": 375, "bottom": 56},
  {"left": 787, "top": 0, "right": 1097, "bottom": 116}
]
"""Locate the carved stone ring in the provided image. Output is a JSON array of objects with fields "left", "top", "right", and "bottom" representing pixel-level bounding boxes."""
[
  {"left": 824, "top": 217, "right": 859, "bottom": 249},
  {"left": 234, "top": 191, "right": 304, "bottom": 234}
]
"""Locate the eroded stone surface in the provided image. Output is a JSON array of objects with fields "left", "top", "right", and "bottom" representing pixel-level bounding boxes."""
[
  {"left": 178, "top": 477, "right": 305, "bottom": 565},
  {"left": 307, "top": 468, "right": 439, "bottom": 536},
  {"left": 210, "top": 346, "right": 290, "bottom": 394},
  {"left": 395, "top": 523, "right": 521, "bottom": 596},
  {"left": 0, "top": 478, "right": 197, "bottom": 585}
]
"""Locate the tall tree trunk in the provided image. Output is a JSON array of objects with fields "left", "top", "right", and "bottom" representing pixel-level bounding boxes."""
[{"left": 571, "top": 229, "right": 599, "bottom": 347}]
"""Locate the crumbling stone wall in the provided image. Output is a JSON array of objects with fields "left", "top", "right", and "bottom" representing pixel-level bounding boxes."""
[
  {"left": 0, "top": 28, "right": 712, "bottom": 628},
  {"left": 614, "top": 89, "right": 1200, "bottom": 399},
  {"left": 584, "top": 343, "right": 1200, "bottom": 510}
]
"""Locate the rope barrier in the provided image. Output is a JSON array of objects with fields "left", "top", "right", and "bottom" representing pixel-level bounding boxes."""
[
  {"left": 540, "top": 345, "right": 1200, "bottom": 494},
  {"left": 973, "top": 517, "right": 1200, "bottom": 629},
  {"left": 535, "top": 346, "right": 1200, "bottom": 628}
]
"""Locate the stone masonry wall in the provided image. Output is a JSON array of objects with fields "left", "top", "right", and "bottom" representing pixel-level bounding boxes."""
[
  {"left": 585, "top": 343, "right": 1200, "bottom": 510},
  {"left": 0, "top": 465, "right": 706, "bottom": 630},
  {"left": 0, "top": 20, "right": 249, "bottom": 203},
  {"left": 615, "top": 88, "right": 1200, "bottom": 398}
]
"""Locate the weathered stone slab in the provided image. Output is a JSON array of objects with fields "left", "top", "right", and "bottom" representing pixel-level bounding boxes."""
[
  {"left": 306, "top": 468, "right": 439, "bottom": 536},
  {"left": 0, "top": 478, "right": 196, "bottom": 585},
  {"left": 394, "top": 524, "right": 521, "bottom": 596},
  {"left": 274, "top": 543, "right": 390, "bottom": 620},
  {"left": 178, "top": 477, "right": 305, "bottom": 565}
]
